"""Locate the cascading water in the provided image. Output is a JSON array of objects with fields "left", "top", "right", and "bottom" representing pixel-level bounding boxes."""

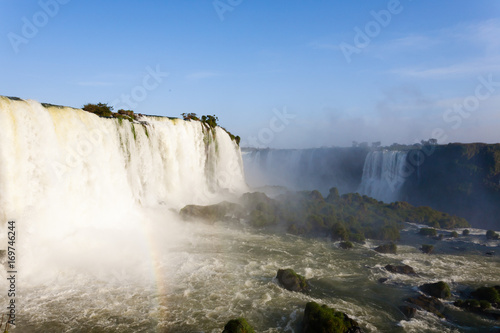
[
  {"left": 241, "top": 147, "right": 367, "bottom": 195},
  {"left": 358, "top": 150, "right": 409, "bottom": 203},
  {"left": 0, "top": 96, "right": 247, "bottom": 332},
  {"left": 0, "top": 98, "right": 498, "bottom": 332}
]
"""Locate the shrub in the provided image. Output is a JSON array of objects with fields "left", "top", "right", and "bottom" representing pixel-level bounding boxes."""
[
  {"left": 349, "top": 233, "right": 365, "bottom": 243},
  {"left": 480, "top": 300, "right": 492, "bottom": 310},
  {"left": 471, "top": 286, "right": 500, "bottom": 304},
  {"left": 419, "top": 228, "right": 437, "bottom": 237},
  {"left": 331, "top": 222, "right": 349, "bottom": 241},
  {"left": 486, "top": 230, "right": 499, "bottom": 240},
  {"left": 462, "top": 229, "right": 470, "bottom": 236},
  {"left": 374, "top": 243, "right": 397, "bottom": 254},
  {"left": 83, "top": 103, "right": 113, "bottom": 117},
  {"left": 339, "top": 241, "right": 353, "bottom": 249},
  {"left": 421, "top": 244, "right": 434, "bottom": 254},
  {"left": 450, "top": 231, "right": 459, "bottom": 238}
]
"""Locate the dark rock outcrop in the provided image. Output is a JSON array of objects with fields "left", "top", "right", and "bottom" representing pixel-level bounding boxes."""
[
  {"left": 222, "top": 318, "right": 255, "bottom": 333},
  {"left": 180, "top": 201, "right": 244, "bottom": 223},
  {"left": 420, "top": 244, "right": 434, "bottom": 254},
  {"left": 276, "top": 268, "right": 309, "bottom": 293},
  {"left": 374, "top": 243, "right": 397, "bottom": 254},
  {"left": 339, "top": 241, "right": 354, "bottom": 249},
  {"left": 399, "top": 305, "right": 417, "bottom": 319},
  {"left": 406, "top": 295, "right": 445, "bottom": 318},
  {"left": 419, "top": 281, "right": 451, "bottom": 299},
  {"left": 302, "top": 302, "right": 363, "bottom": 333},
  {"left": 384, "top": 264, "right": 417, "bottom": 275}
]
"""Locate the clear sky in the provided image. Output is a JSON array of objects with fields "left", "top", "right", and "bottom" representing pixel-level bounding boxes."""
[{"left": 2, "top": 0, "right": 500, "bottom": 148}]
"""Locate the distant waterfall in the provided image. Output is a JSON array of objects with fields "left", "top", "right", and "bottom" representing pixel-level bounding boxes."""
[
  {"left": 358, "top": 150, "right": 408, "bottom": 202},
  {"left": 241, "top": 147, "right": 368, "bottom": 195}
]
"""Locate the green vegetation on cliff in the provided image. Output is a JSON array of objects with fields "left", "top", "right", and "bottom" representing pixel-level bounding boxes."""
[
  {"left": 402, "top": 143, "right": 500, "bottom": 229},
  {"left": 182, "top": 188, "right": 468, "bottom": 242},
  {"left": 82, "top": 103, "right": 138, "bottom": 122},
  {"left": 182, "top": 113, "right": 240, "bottom": 146}
]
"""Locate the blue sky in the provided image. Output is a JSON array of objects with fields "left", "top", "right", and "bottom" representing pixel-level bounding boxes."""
[{"left": 1, "top": 0, "right": 500, "bottom": 148}]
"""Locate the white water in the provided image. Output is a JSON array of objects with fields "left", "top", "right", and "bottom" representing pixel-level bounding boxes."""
[
  {"left": 0, "top": 98, "right": 499, "bottom": 332},
  {"left": 242, "top": 148, "right": 365, "bottom": 195},
  {"left": 0, "top": 97, "right": 248, "bottom": 331},
  {"left": 358, "top": 150, "right": 409, "bottom": 203}
]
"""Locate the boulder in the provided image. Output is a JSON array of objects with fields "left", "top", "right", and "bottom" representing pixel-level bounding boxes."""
[
  {"left": 399, "top": 306, "right": 417, "bottom": 319},
  {"left": 222, "top": 318, "right": 255, "bottom": 333},
  {"left": 302, "top": 302, "right": 363, "bottom": 333},
  {"left": 180, "top": 201, "right": 243, "bottom": 223},
  {"left": 419, "top": 281, "right": 451, "bottom": 299},
  {"left": 384, "top": 264, "right": 417, "bottom": 275},
  {"left": 406, "top": 295, "right": 445, "bottom": 318},
  {"left": 374, "top": 243, "right": 397, "bottom": 254},
  {"left": 276, "top": 268, "right": 309, "bottom": 293},
  {"left": 420, "top": 244, "right": 434, "bottom": 254},
  {"left": 339, "top": 241, "right": 354, "bottom": 249}
]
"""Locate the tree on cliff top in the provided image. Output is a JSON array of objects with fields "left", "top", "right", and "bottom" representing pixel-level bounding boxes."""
[{"left": 83, "top": 103, "right": 113, "bottom": 117}]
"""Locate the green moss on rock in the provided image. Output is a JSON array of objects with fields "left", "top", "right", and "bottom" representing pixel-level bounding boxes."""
[
  {"left": 276, "top": 268, "right": 309, "bottom": 293},
  {"left": 374, "top": 243, "right": 397, "bottom": 254},
  {"left": 302, "top": 302, "right": 362, "bottom": 333},
  {"left": 339, "top": 241, "right": 354, "bottom": 249},
  {"left": 419, "top": 281, "right": 451, "bottom": 299},
  {"left": 222, "top": 318, "right": 255, "bottom": 333},
  {"left": 419, "top": 228, "right": 437, "bottom": 237},
  {"left": 421, "top": 244, "right": 434, "bottom": 254}
]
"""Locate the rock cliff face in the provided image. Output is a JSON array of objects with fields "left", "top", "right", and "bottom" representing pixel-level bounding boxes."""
[
  {"left": 401, "top": 143, "right": 500, "bottom": 229},
  {"left": 242, "top": 144, "right": 500, "bottom": 229}
]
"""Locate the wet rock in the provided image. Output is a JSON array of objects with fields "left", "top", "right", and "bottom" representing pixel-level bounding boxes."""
[
  {"left": 302, "top": 301, "right": 364, "bottom": 333},
  {"left": 384, "top": 264, "right": 417, "bottom": 275},
  {"left": 339, "top": 241, "right": 354, "bottom": 249},
  {"left": 406, "top": 295, "right": 445, "bottom": 318},
  {"left": 222, "top": 318, "right": 255, "bottom": 333},
  {"left": 378, "top": 278, "right": 389, "bottom": 284},
  {"left": 374, "top": 243, "right": 397, "bottom": 254},
  {"left": 399, "top": 305, "right": 417, "bottom": 319},
  {"left": 420, "top": 244, "right": 434, "bottom": 254},
  {"left": 180, "top": 201, "right": 244, "bottom": 223},
  {"left": 454, "top": 299, "right": 500, "bottom": 320},
  {"left": 419, "top": 281, "right": 451, "bottom": 299},
  {"left": 276, "top": 268, "right": 309, "bottom": 293}
]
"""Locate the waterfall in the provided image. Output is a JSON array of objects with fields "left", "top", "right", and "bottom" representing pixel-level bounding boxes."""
[
  {"left": 0, "top": 96, "right": 247, "bottom": 281},
  {"left": 357, "top": 150, "right": 408, "bottom": 202},
  {"left": 241, "top": 147, "right": 367, "bottom": 195}
]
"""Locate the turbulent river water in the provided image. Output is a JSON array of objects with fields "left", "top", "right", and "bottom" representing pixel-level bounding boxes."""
[
  {"left": 1, "top": 98, "right": 499, "bottom": 332},
  {"left": 3, "top": 214, "right": 498, "bottom": 333}
]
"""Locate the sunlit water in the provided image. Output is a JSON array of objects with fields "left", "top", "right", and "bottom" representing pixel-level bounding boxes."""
[{"left": 2, "top": 219, "right": 499, "bottom": 333}]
